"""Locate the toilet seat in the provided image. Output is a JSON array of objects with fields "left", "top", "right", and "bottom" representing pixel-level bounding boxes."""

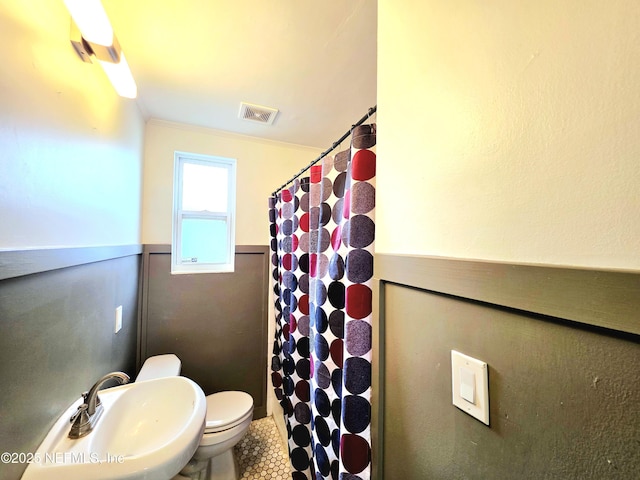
[{"left": 204, "top": 391, "right": 254, "bottom": 434}]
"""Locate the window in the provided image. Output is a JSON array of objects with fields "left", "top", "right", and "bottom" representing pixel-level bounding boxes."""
[{"left": 172, "top": 152, "right": 236, "bottom": 274}]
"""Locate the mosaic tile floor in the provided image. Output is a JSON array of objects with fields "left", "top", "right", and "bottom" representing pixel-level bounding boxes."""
[{"left": 234, "top": 416, "right": 291, "bottom": 479}]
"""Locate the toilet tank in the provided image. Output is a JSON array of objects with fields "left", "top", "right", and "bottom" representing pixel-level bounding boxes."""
[{"left": 136, "top": 354, "right": 181, "bottom": 382}]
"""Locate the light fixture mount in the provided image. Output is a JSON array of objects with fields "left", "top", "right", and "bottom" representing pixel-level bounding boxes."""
[
  {"left": 70, "top": 21, "right": 121, "bottom": 64},
  {"left": 65, "top": 0, "right": 137, "bottom": 98},
  {"left": 70, "top": 22, "right": 93, "bottom": 63}
]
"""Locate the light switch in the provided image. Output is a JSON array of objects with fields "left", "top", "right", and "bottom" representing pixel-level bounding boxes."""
[
  {"left": 459, "top": 367, "right": 476, "bottom": 403},
  {"left": 451, "top": 350, "right": 489, "bottom": 425},
  {"left": 115, "top": 305, "right": 123, "bottom": 334}
]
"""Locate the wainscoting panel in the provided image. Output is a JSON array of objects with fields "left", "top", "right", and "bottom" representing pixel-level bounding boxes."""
[
  {"left": 139, "top": 245, "right": 269, "bottom": 418},
  {"left": 374, "top": 255, "right": 640, "bottom": 479},
  {"left": 0, "top": 246, "right": 141, "bottom": 480}
]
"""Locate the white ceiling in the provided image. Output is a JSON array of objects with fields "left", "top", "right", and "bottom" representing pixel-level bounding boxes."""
[{"left": 103, "top": 0, "right": 377, "bottom": 149}]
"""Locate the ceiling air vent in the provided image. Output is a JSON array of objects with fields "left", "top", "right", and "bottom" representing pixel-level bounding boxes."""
[{"left": 239, "top": 102, "right": 279, "bottom": 125}]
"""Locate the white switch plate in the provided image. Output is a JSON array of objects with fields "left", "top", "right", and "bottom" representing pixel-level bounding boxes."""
[
  {"left": 451, "top": 350, "right": 489, "bottom": 425},
  {"left": 115, "top": 305, "right": 123, "bottom": 334}
]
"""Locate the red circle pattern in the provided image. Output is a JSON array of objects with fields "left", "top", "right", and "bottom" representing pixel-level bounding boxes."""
[{"left": 269, "top": 125, "right": 376, "bottom": 480}]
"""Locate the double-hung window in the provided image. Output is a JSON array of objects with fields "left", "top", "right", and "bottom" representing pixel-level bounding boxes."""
[{"left": 172, "top": 152, "right": 236, "bottom": 274}]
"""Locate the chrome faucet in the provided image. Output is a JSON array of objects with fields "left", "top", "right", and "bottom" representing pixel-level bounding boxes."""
[{"left": 68, "top": 371, "right": 130, "bottom": 439}]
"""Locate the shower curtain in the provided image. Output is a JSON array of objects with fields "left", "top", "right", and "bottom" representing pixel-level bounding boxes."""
[{"left": 268, "top": 123, "right": 376, "bottom": 480}]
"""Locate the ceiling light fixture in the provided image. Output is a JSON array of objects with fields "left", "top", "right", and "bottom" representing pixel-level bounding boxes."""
[{"left": 64, "top": 0, "right": 137, "bottom": 99}]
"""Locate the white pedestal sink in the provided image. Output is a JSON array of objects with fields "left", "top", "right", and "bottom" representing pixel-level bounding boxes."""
[{"left": 22, "top": 376, "right": 206, "bottom": 480}]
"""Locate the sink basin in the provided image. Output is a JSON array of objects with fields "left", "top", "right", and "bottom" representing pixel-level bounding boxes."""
[{"left": 22, "top": 376, "right": 206, "bottom": 480}]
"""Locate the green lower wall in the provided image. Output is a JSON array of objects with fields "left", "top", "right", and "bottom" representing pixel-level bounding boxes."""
[
  {"left": 139, "top": 245, "right": 269, "bottom": 419},
  {"left": 0, "top": 251, "right": 140, "bottom": 480},
  {"left": 382, "top": 284, "right": 640, "bottom": 479}
]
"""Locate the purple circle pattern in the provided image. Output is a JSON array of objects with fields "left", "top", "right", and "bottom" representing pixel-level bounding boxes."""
[{"left": 269, "top": 124, "right": 376, "bottom": 479}]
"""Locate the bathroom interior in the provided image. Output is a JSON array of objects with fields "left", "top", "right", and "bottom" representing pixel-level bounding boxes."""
[{"left": 1, "top": 1, "right": 640, "bottom": 480}]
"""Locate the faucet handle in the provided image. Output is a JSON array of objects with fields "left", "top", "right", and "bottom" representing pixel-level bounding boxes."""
[
  {"left": 68, "top": 403, "right": 93, "bottom": 438},
  {"left": 69, "top": 403, "right": 89, "bottom": 426},
  {"left": 81, "top": 391, "right": 102, "bottom": 409}
]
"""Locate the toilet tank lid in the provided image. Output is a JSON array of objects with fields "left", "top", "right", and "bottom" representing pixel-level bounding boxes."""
[
  {"left": 205, "top": 391, "right": 253, "bottom": 428},
  {"left": 136, "top": 354, "right": 181, "bottom": 382}
]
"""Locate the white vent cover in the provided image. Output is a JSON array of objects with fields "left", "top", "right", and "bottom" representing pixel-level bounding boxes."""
[{"left": 239, "top": 102, "right": 279, "bottom": 125}]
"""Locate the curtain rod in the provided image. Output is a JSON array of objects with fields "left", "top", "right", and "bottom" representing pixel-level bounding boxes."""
[{"left": 271, "top": 105, "right": 377, "bottom": 196}]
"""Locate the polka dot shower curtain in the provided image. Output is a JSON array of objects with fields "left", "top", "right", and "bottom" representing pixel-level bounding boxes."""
[{"left": 268, "top": 123, "right": 376, "bottom": 480}]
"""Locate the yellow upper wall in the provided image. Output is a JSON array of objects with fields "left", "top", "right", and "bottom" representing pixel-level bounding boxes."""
[
  {"left": 0, "top": 0, "right": 145, "bottom": 249},
  {"left": 142, "top": 120, "right": 322, "bottom": 245},
  {"left": 377, "top": 0, "right": 640, "bottom": 269}
]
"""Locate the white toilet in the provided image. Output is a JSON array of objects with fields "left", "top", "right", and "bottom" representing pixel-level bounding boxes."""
[{"left": 136, "top": 354, "right": 254, "bottom": 480}]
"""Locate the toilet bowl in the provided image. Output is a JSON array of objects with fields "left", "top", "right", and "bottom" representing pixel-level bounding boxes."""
[{"left": 136, "top": 354, "right": 254, "bottom": 480}]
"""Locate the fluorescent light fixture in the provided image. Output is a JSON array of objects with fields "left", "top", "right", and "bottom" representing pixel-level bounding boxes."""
[
  {"left": 64, "top": 0, "right": 137, "bottom": 98},
  {"left": 98, "top": 52, "right": 137, "bottom": 99},
  {"left": 64, "top": 0, "right": 113, "bottom": 45}
]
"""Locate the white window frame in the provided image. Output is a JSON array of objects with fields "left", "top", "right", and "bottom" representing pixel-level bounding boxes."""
[{"left": 171, "top": 151, "right": 236, "bottom": 274}]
